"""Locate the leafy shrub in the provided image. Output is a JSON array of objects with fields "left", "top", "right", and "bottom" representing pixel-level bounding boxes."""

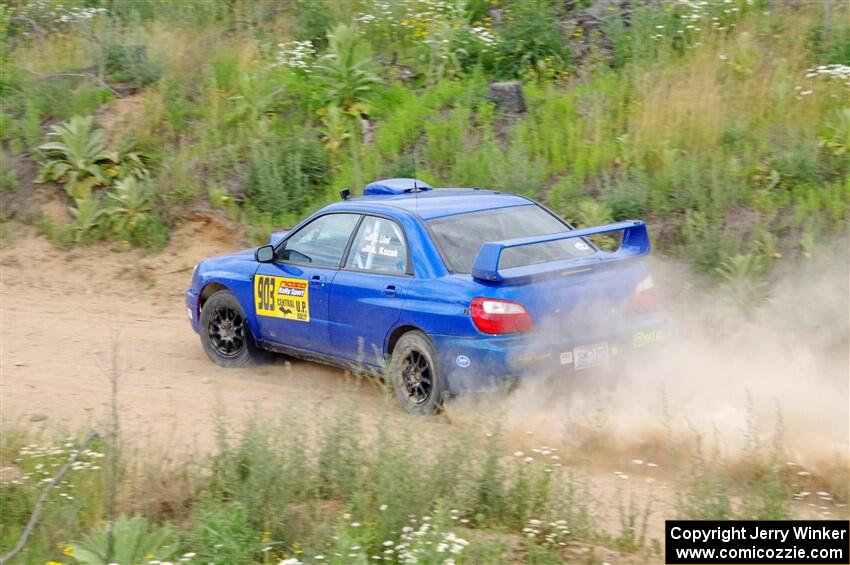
[
  {"left": 612, "top": 482, "right": 654, "bottom": 552},
  {"left": 560, "top": 199, "right": 616, "bottom": 249},
  {"left": 818, "top": 108, "right": 850, "bottom": 157},
  {"left": 245, "top": 134, "right": 329, "bottom": 217},
  {"left": 65, "top": 84, "right": 115, "bottom": 119},
  {"left": 739, "top": 411, "right": 792, "bottom": 520},
  {"left": 0, "top": 151, "right": 18, "bottom": 192},
  {"left": 546, "top": 175, "right": 584, "bottom": 213},
  {"left": 295, "top": 0, "right": 333, "bottom": 48},
  {"left": 105, "top": 43, "right": 163, "bottom": 86},
  {"left": 601, "top": 174, "right": 651, "bottom": 219},
  {"left": 680, "top": 210, "right": 741, "bottom": 274},
  {"left": 494, "top": 0, "right": 568, "bottom": 79},
  {"left": 415, "top": 1, "right": 498, "bottom": 84},
  {"left": 806, "top": 16, "right": 850, "bottom": 64},
  {"left": 107, "top": 177, "right": 168, "bottom": 249},
  {"left": 109, "top": 141, "right": 150, "bottom": 182},
  {"left": 71, "top": 514, "right": 177, "bottom": 565},
  {"left": 675, "top": 437, "right": 734, "bottom": 520},
  {"left": 491, "top": 132, "right": 547, "bottom": 197},
  {"left": 159, "top": 77, "right": 200, "bottom": 135},
  {"left": 36, "top": 116, "right": 149, "bottom": 199},
  {"left": 157, "top": 142, "right": 203, "bottom": 208},
  {"left": 566, "top": 199, "right": 613, "bottom": 228},
  {"left": 107, "top": 177, "right": 151, "bottom": 227},
  {"left": 314, "top": 24, "right": 381, "bottom": 111},
  {"left": 602, "top": 5, "right": 632, "bottom": 69},
  {"left": 67, "top": 195, "right": 109, "bottom": 244},
  {"left": 319, "top": 104, "right": 353, "bottom": 155},
  {"left": 211, "top": 49, "right": 242, "bottom": 94},
  {"left": 33, "top": 115, "right": 164, "bottom": 248},
  {"left": 188, "top": 501, "right": 262, "bottom": 564},
  {"left": 769, "top": 142, "right": 823, "bottom": 187},
  {"left": 227, "top": 71, "right": 286, "bottom": 123},
  {"left": 716, "top": 253, "right": 768, "bottom": 314},
  {"left": 37, "top": 116, "right": 115, "bottom": 199},
  {"left": 317, "top": 409, "right": 365, "bottom": 500}
]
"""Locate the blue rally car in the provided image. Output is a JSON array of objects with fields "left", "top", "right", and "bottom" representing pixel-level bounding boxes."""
[{"left": 185, "top": 178, "right": 663, "bottom": 414}]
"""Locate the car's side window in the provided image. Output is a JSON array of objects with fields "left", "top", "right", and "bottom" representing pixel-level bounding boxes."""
[
  {"left": 344, "top": 216, "right": 409, "bottom": 275},
  {"left": 278, "top": 213, "right": 361, "bottom": 268}
]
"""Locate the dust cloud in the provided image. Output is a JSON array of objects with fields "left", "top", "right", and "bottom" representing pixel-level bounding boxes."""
[{"left": 449, "top": 248, "right": 849, "bottom": 473}]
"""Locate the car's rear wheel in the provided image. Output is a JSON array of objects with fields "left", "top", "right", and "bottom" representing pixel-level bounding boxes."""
[
  {"left": 389, "top": 331, "right": 444, "bottom": 415},
  {"left": 200, "top": 290, "right": 258, "bottom": 368}
]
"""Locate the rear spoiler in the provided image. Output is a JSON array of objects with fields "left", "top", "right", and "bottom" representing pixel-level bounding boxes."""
[{"left": 471, "top": 220, "right": 650, "bottom": 284}]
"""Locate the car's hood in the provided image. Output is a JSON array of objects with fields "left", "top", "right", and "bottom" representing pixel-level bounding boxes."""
[
  {"left": 197, "top": 248, "right": 257, "bottom": 274},
  {"left": 213, "top": 248, "right": 256, "bottom": 260}
]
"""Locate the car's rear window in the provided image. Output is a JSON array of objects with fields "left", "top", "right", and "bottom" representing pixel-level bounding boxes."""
[{"left": 427, "top": 205, "right": 595, "bottom": 273}]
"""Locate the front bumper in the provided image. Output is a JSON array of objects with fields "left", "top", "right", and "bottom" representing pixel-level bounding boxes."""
[
  {"left": 185, "top": 289, "right": 200, "bottom": 333},
  {"left": 431, "top": 313, "right": 665, "bottom": 393}
]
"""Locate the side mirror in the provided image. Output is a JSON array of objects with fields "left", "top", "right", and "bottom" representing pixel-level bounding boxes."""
[{"left": 255, "top": 245, "right": 274, "bottom": 263}]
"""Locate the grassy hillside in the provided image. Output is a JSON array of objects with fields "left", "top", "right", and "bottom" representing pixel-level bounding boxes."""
[{"left": 1, "top": 0, "right": 847, "bottom": 281}]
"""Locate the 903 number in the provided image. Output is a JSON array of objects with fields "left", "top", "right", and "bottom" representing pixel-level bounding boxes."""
[{"left": 256, "top": 275, "right": 276, "bottom": 312}]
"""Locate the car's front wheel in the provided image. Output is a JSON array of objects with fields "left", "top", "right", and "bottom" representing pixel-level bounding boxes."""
[
  {"left": 199, "top": 290, "right": 259, "bottom": 368},
  {"left": 389, "top": 331, "right": 445, "bottom": 415}
]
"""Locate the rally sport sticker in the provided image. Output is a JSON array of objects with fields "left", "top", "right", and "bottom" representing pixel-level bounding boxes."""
[{"left": 255, "top": 275, "right": 310, "bottom": 322}]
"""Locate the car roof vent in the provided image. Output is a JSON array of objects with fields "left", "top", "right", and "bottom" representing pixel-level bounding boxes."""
[{"left": 363, "top": 178, "right": 433, "bottom": 196}]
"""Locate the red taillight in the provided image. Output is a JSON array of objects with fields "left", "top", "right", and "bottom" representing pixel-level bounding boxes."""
[
  {"left": 470, "top": 297, "right": 534, "bottom": 335},
  {"left": 630, "top": 275, "right": 658, "bottom": 313}
]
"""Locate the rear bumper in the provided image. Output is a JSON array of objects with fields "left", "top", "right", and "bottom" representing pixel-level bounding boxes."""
[
  {"left": 185, "top": 289, "right": 200, "bottom": 333},
  {"left": 431, "top": 312, "right": 665, "bottom": 393}
]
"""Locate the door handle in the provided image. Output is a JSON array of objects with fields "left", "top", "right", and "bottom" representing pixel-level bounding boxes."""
[
  {"left": 310, "top": 274, "right": 326, "bottom": 287},
  {"left": 384, "top": 284, "right": 398, "bottom": 297}
]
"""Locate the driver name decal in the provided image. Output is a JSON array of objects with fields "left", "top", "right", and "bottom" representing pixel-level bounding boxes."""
[{"left": 255, "top": 276, "right": 310, "bottom": 322}]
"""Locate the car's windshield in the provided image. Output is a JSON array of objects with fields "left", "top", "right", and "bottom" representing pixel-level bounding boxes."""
[{"left": 427, "top": 205, "right": 595, "bottom": 273}]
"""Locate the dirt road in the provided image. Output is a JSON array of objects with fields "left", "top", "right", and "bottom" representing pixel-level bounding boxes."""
[
  {"left": 3, "top": 219, "right": 848, "bottom": 468},
  {"left": 2, "top": 217, "right": 846, "bottom": 543},
  {"left": 0, "top": 218, "right": 408, "bottom": 451}
]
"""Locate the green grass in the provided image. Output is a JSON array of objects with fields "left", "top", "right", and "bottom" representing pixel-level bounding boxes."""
[
  {"left": 2, "top": 0, "right": 846, "bottom": 277},
  {"left": 3, "top": 396, "right": 845, "bottom": 564}
]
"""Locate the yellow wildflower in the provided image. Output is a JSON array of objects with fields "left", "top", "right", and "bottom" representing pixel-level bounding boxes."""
[{"left": 63, "top": 546, "right": 74, "bottom": 557}]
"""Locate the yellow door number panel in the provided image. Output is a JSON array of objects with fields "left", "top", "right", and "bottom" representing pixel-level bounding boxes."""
[{"left": 255, "top": 275, "right": 310, "bottom": 322}]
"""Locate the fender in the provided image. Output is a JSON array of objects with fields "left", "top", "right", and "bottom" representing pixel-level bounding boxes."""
[{"left": 196, "top": 256, "right": 261, "bottom": 338}]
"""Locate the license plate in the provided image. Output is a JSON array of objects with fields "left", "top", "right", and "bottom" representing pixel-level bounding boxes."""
[{"left": 573, "top": 342, "right": 609, "bottom": 370}]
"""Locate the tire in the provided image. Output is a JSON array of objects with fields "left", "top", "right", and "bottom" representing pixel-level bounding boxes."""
[
  {"left": 389, "top": 331, "right": 445, "bottom": 415},
  {"left": 199, "top": 290, "right": 260, "bottom": 368}
]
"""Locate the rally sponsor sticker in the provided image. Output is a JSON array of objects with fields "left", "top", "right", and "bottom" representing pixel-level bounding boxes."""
[{"left": 255, "top": 275, "right": 309, "bottom": 322}]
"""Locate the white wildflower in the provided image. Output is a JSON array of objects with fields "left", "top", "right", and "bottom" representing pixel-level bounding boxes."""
[{"left": 275, "top": 40, "right": 317, "bottom": 73}]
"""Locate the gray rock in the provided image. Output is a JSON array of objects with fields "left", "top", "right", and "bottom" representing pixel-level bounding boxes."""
[{"left": 488, "top": 81, "right": 526, "bottom": 114}]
